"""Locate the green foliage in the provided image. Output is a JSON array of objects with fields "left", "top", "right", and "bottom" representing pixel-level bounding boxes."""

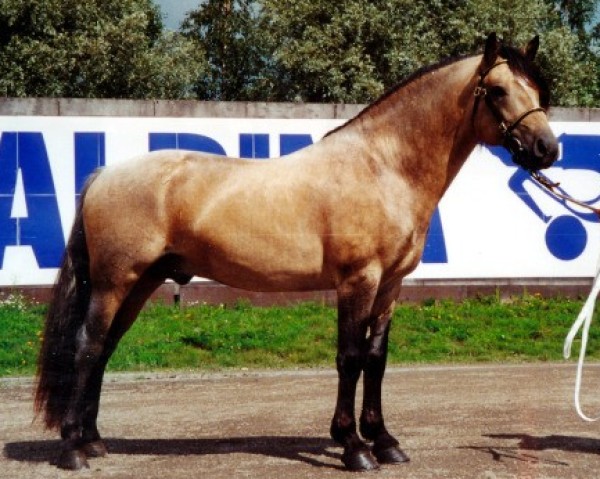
[
  {"left": 260, "top": 0, "right": 388, "bottom": 102},
  {"left": 259, "top": 0, "right": 600, "bottom": 106},
  {"left": 1, "top": 294, "right": 598, "bottom": 377},
  {"left": 1, "top": 0, "right": 598, "bottom": 105},
  {"left": 0, "top": 294, "right": 45, "bottom": 375},
  {"left": 181, "top": 0, "right": 273, "bottom": 101},
  {"left": 0, "top": 0, "right": 205, "bottom": 98},
  {"left": 538, "top": 26, "right": 600, "bottom": 106}
]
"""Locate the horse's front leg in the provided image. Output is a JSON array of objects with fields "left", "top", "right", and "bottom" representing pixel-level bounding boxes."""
[
  {"left": 330, "top": 274, "right": 380, "bottom": 471},
  {"left": 360, "top": 305, "right": 409, "bottom": 465}
]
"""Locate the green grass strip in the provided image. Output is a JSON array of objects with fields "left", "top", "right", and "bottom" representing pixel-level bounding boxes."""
[{"left": 0, "top": 294, "right": 596, "bottom": 377}]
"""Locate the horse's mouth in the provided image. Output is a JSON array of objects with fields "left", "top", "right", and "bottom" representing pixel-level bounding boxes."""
[{"left": 508, "top": 137, "right": 558, "bottom": 172}]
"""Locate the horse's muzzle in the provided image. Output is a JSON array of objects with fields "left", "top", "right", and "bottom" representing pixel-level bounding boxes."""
[{"left": 507, "top": 131, "right": 558, "bottom": 171}]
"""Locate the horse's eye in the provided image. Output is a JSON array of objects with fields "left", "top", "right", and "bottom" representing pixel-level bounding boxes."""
[{"left": 489, "top": 86, "right": 507, "bottom": 99}]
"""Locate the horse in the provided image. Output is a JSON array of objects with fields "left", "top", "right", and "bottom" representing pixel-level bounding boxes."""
[{"left": 35, "top": 33, "right": 558, "bottom": 472}]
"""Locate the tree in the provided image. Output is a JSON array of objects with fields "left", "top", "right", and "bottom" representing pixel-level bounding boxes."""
[
  {"left": 545, "top": 0, "right": 599, "bottom": 41},
  {"left": 259, "top": 0, "right": 600, "bottom": 106},
  {"left": 181, "top": 0, "right": 274, "bottom": 101},
  {"left": 0, "top": 0, "right": 205, "bottom": 98},
  {"left": 448, "top": 0, "right": 600, "bottom": 107},
  {"left": 1, "top": 0, "right": 598, "bottom": 105},
  {"left": 258, "top": 0, "right": 388, "bottom": 102}
]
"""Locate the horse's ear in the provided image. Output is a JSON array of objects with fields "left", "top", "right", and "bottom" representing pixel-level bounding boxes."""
[
  {"left": 483, "top": 32, "right": 500, "bottom": 69},
  {"left": 523, "top": 35, "right": 540, "bottom": 61}
]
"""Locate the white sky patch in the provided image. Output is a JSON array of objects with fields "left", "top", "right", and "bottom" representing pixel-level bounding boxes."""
[{"left": 153, "top": 0, "right": 203, "bottom": 30}]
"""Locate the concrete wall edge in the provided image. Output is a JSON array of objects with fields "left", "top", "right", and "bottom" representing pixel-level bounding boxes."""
[{"left": 0, "top": 98, "right": 597, "bottom": 121}]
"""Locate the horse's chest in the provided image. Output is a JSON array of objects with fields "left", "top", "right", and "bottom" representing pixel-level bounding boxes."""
[{"left": 378, "top": 211, "right": 430, "bottom": 276}]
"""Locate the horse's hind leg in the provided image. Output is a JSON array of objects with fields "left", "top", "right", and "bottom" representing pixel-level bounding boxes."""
[
  {"left": 58, "top": 288, "right": 124, "bottom": 470},
  {"left": 79, "top": 275, "right": 166, "bottom": 461},
  {"left": 360, "top": 283, "right": 409, "bottom": 465}
]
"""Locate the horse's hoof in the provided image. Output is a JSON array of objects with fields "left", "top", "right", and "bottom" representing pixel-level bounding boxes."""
[
  {"left": 57, "top": 449, "right": 89, "bottom": 470},
  {"left": 83, "top": 440, "right": 108, "bottom": 458},
  {"left": 342, "top": 448, "right": 379, "bottom": 471},
  {"left": 373, "top": 445, "right": 410, "bottom": 464}
]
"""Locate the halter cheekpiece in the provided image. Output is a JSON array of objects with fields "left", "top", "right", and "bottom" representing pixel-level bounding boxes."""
[{"left": 473, "top": 59, "right": 545, "bottom": 169}]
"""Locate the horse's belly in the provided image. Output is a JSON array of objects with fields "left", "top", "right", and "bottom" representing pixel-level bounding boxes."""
[{"left": 187, "top": 233, "right": 330, "bottom": 292}]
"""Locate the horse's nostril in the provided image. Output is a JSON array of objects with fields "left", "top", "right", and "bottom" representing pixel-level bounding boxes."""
[
  {"left": 534, "top": 136, "right": 559, "bottom": 165},
  {"left": 534, "top": 138, "right": 548, "bottom": 158}
]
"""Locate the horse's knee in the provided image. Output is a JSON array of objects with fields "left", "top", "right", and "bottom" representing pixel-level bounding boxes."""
[{"left": 336, "top": 350, "right": 364, "bottom": 380}]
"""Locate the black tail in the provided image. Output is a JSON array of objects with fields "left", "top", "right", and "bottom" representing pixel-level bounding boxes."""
[{"left": 34, "top": 172, "right": 100, "bottom": 430}]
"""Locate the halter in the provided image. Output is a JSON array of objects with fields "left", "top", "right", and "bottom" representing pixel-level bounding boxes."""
[{"left": 472, "top": 60, "right": 545, "bottom": 169}]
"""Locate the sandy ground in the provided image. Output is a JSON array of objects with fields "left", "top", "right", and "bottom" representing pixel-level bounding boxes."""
[{"left": 2, "top": 363, "right": 600, "bottom": 479}]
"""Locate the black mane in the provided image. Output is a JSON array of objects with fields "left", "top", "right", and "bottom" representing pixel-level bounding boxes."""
[{"left": 324, "top": 54, "right": 472, "bottom": 137}]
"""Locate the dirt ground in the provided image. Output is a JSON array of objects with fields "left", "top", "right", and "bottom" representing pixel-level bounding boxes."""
[{"left": 2, "top": 363, "right": 600, "bottom": 479}]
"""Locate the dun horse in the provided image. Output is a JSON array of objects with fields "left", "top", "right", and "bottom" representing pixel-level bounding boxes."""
[{"left": 35, "top": 33, "right": 558, "bottom": 471}]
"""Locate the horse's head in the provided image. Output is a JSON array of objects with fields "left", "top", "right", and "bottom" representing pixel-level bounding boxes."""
[{"left": 472, "top": 33, "right": 558, "bottom": 171}]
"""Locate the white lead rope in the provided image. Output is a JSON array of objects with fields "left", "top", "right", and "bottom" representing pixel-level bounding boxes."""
[
  {"left": 563, "top": 262, "right": 600, "bottom": 422},
  {"left": 529, "top": 170, "right": 600, "bottom": 421}
]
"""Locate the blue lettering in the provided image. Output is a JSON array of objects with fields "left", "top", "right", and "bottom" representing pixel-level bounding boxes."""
[
  {"left": 75, "top": 132, "right": 106, "bottom": 203},
  {"left": 240, "top": 134, "right": 269, "bottom": 159},
  {"left": 558, "top": 133, "right": 600, "bottom": 173},
  {"left": 421, "top": 207, "right": 448, "bottom": 263},
  {"left": 0, "top": 132, "right": 64, "bottom": 268},
  {"left": 149, "top": 133, "right": 226, "bottom": 155},
  {"left": 0, "top": 133, "right": 18, "bottom": 268},
  {"left": 280, "top": 134, "right": 313, "bottom": 156},
  {"left": 148, "top": 132, "right": 318, "bottom": 158}
]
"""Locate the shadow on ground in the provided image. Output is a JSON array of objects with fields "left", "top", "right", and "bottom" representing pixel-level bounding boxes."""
[
  {"left": 462, "top": 433, "right": 600, "bottom": 468},
  {"left": 488, "top": 433, "right": 600, "bottom": 455},
  {"left": 4, "top": 436, "right": 342, "bottom": 469}
]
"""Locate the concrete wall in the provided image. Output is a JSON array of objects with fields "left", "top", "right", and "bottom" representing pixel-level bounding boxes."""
[
  {"left": 1, "top": 97, "right": 598, "bottom": 121},
  {"left": 0, "top": 98, "right": 365, "bottom": 119}
]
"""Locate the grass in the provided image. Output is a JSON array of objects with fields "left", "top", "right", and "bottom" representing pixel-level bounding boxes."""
[{"left": 0, "top": 293, "right": 597, "bottom": 377}]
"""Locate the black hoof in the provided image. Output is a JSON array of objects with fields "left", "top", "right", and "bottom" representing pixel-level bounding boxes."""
[
  {"left": 342, "top": 448, "right": 379, "bottom": 471},
  {"left": 83, "top": 440, "right": 108, "bottom": 458},
  {"left": 373, "top": 445, "right": 410, "bottom": 464},
  {"left": 57, "top": 449, "right": 89, "bottom": 470}
]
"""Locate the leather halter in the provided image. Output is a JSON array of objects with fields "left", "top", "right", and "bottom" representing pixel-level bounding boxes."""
[{"left": 472, "top": 60, "right": 545, "bottom": 168}]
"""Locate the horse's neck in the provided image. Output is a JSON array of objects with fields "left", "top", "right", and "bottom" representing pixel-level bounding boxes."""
[{"left": 353, "top": 56, "right": 481, "bottom": 198}]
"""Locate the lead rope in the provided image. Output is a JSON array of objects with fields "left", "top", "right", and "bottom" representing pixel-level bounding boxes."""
[
  {"left": 563, "top": 263, "right": 600, "bottom": 421},
  {"left": 530, "top": 171, "right": 600, "bottom": 421}
]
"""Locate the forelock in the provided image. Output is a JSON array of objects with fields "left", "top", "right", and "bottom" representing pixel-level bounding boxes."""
[{"left": 498, "top": 44, "right": 550, "bottom": 108}]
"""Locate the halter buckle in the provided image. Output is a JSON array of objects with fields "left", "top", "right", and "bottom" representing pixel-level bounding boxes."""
[{"left": 473, "top": 86, "right": 487, "bottom": 98}]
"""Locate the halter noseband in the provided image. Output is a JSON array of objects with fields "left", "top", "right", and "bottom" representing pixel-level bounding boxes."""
[{"left": 472, "top": 60, "right": 545, "bottom": 168}]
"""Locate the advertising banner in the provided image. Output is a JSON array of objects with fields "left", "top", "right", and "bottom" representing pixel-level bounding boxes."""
[{"left": 0, "top": 116, "right": 598, "bottom": 285}]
